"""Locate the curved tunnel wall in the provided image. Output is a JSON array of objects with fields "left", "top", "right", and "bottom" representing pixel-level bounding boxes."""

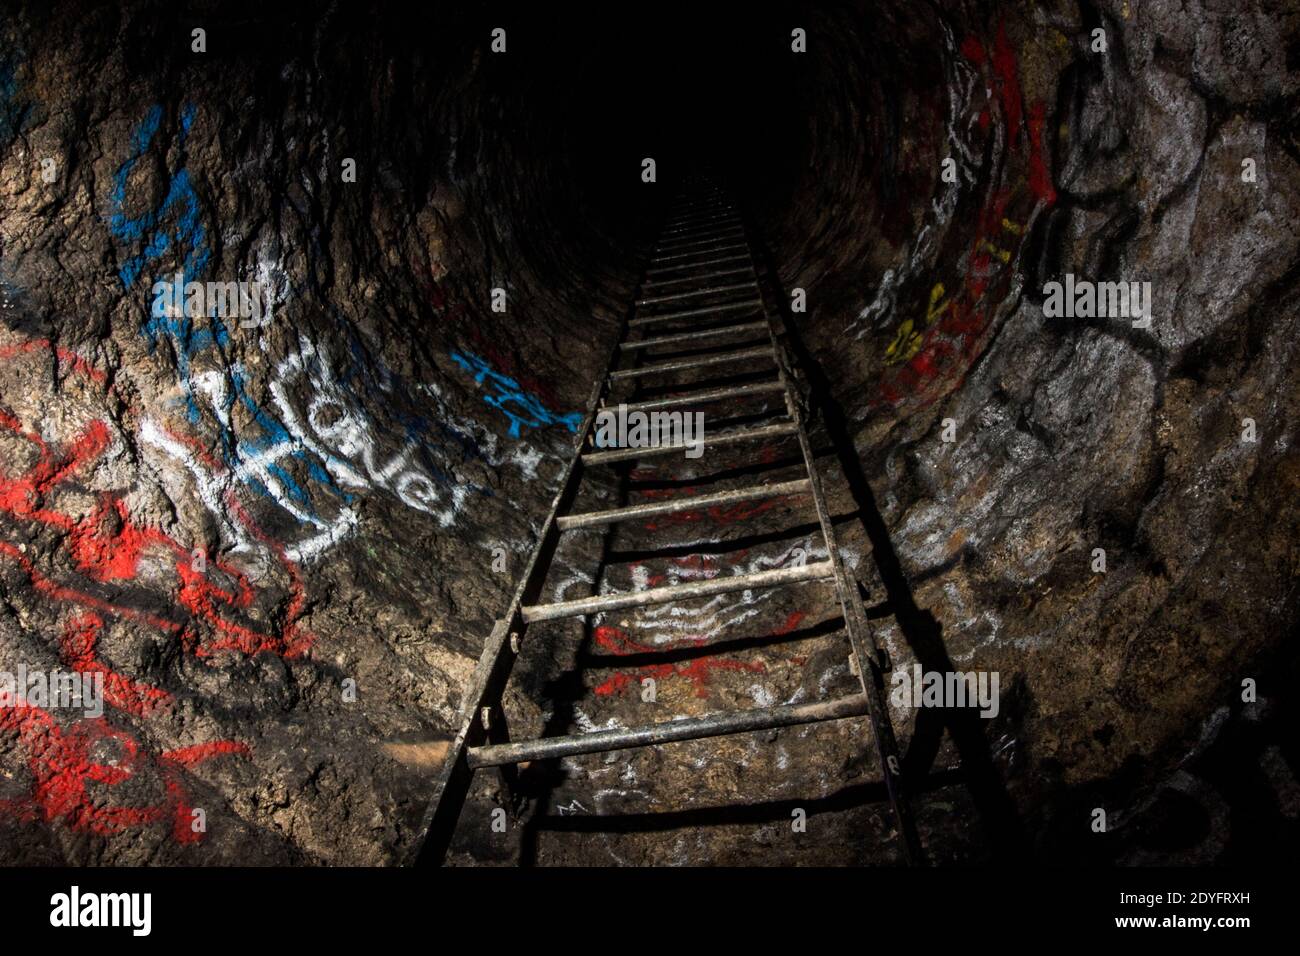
[
  {"left": 0, "top": 0, "right": 1296, "bottom": 864},
  {"left": 0, "top": 1, "right": 633, "bottom": 864}
]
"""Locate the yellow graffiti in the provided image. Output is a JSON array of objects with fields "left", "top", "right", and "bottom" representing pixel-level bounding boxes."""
[
  {"left": 884, "top": 318, "right": 923, "bottom": 365},
  {"left": 979, "top": 239, "right": 1012, "bottom": 264},
  {"left": 925, "top": 282, "right": 948, "bottom": 325},
  {"left": 885, "top": 282, "right": 949, "bottom": 366}
]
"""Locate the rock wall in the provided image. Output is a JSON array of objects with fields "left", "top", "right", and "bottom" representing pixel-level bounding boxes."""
[{"left": 772, "top": 0, "right": 1300, "bottom": 860}]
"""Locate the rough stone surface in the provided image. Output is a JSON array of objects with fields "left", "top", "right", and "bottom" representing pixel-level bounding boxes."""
[{"left": 1, "top": 0, "right": 1297, "bottom": 866}]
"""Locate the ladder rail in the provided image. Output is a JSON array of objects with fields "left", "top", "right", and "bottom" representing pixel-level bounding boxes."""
[
  {"left": 741, "top": 225, "right": 926, "bottom": 866},
  {"left": 409, "top": 295, "right": 631, "bottom": 868}
]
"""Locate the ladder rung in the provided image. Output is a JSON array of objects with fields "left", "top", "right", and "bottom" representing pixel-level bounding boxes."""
[
  {"left": 636, "top": 281, "right": 757, "bottom": 307},
  {"left": 645, "top": 254, "right": 749, "bottom": 278},
  {"left": 665, "top": 204, "right": 734, "bottom": 222},
  {"left": 660, "top": 223, "right": 743, "bottom": 247},
  {"left": 521, "top": 558, "right": 833, "bottom": 623},
  {"left": 655, "top": 234, "right": 748, "bottom": 260},
  {"left": 557, "top": 477, "right": 809, "bottom": 530},
  {"left": 609, "top": 344, "right": 773, "bottom": 380},
  {"left": 664, "top": 213, "right": 731, "bottom": 230},
  {"left": 651, "top": 242, "right": 747, "bottom": 265},
  {"left": 630, "top": 300, "right": 762, "bottom": 326},
  {"left": 663, "top": 214, "right": 730, "bottom": 231},
  {"left": 664, "top": 204, "right": 730, "bottom": 224},
  {"left": 582, "top": 421, "right": 799, "bottom": 465},
  {"left": 465, "top": 692, "right": 869, "bottom": 768},
  {"left": 622, "top": 380, "right": 787, "bottom": 413},
  {"left": 621, "top": 320, "right": 767, "bottom": 352},
  {"left": 642, "top": 266, "right": 751, "bottom": 289},
  {"left": 668, "top": 194, "right": 725, "bottom": 210},
  {"left": 662, "top": 215, "right": 741, "bottom": 238}
]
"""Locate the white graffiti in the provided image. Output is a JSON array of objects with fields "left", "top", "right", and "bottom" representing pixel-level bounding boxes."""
[
  {"left": 416, "top": 379, "right": 563, "bottom": 483},
  {"left": 139, "top": 415, "right": 357, "bottom": 565},
  {"left": 271, "top": 335, "right": 467, "bottom": 526},
  {"left": 142, "top": 332, "right": 563, "bottom": 564},
  {"left": 593, "top": 539, "right": 855, "bottom": 643},
  {"left": 844, "top": 18, "right": 977, "bottom": 342}
]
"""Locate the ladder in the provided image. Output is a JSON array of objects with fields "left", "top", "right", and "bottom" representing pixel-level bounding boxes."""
[{"left": 413, "top": 178, "right": 924, "bottom": 866}]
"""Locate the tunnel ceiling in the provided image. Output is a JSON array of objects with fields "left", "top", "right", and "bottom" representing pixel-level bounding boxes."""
[{"left": 0, "top": 0, "right": 1297, "bottom": 865}]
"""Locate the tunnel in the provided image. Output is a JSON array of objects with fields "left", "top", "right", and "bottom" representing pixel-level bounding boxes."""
[{"left": 0, "top": 0, "right": 1297, "bottom": 871}]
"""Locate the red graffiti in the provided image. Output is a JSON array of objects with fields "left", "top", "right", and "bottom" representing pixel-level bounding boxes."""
[
  {"left": 962, "top": 24, "right": 1023, "bottom": 141},
  {"left": 877, "top": 24, "right": 1057, "bottom": 410},
  {"left": 590, "top": 624, "right": 766, "bottom": 699},
  {"left": 1026, "top": 101, "right": 1058, "bottom": 205},
  {"left": 773, "top": 610, "right": 807, "bottom": 636},
  {"left": 0, "top": 342, "right": 313, "bottom": 660},
  {"left": 0, "top": 336, "right": 310, "bottom": 844},
  {"left": 0, "top": 702, "right": 249, "bottom": 843},
  {"left": 59, "top": 613, "right": 172, "bottom": 717}
]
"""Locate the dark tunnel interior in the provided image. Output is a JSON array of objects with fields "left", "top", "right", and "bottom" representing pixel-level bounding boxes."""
[{"left": 0, "top": 0, "right": 1297, "bottom": 872}]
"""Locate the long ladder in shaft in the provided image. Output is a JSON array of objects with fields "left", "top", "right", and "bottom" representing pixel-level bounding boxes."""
[{"left": 413, "top": 180, "right": 923, "bottom": 865}]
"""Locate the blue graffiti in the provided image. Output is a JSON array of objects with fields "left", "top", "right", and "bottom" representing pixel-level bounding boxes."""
[
  {"left": 107, "top": 103, "right": 347, "bottom": 519},
  {"left": 105, "top": 104, "right": 486, "bottom": 537},
  {"left": 109, "top": 103, "right": 210, "bottom": 290},
  {"left": 451, "top": 350, "right": 582, "bottom": 438},
  {"left": 107, "top": 102, "right": 221, "bottom": 420}
]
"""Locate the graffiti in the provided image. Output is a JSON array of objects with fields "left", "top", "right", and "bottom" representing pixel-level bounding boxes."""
[
  {"left": 464, "top": 326, "right": 567, "bottom": 410},
  {"left": 107, "top": 104, "right": 362, "bottom": 539},
  {"left": 0, "top": 339, "right": 313, "bottom": 659},
  {"left": 846, "top": 18, "right": 978, "bottom": 340},
  {"left": 1025, "top": 101, "right": 1057, "bottom": 205},
  {"left": 145, "top": 332, "right": 480, "bottom": 563},
  {"left": 451, "top": 350, "right": 582, "bottom": 438},
  {"left": 0, "top": 336, "right": 308, "bottom": 844},
  {"left": 105, "top": 105, "right": 500, "bottom": 559},
  {"left": 58, "top": 613, "right": 171, "bottom": 717},
  {"left": 109, "top": 104, "right": 210, "bottom": 292},
  {"left": 106, "top": 105, "right": 329, "bottom": 519},
  {"left": 870, "top": 21, "right": 1058, "bottom": 410},
  {"left": 590, "top": 624, "right": 766, "bottom": 699},
  {"left": 0, "top": 702, "right": 248, "bottom": 844},
  {"left": 272, "top": 336, "right": 466, "bottom": 523},
  {"left": 418, "top": 376, "right": 556, "bottom": 484},
  {"left": 591, "top": 541, "right": 841, "bottom": 650}
]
